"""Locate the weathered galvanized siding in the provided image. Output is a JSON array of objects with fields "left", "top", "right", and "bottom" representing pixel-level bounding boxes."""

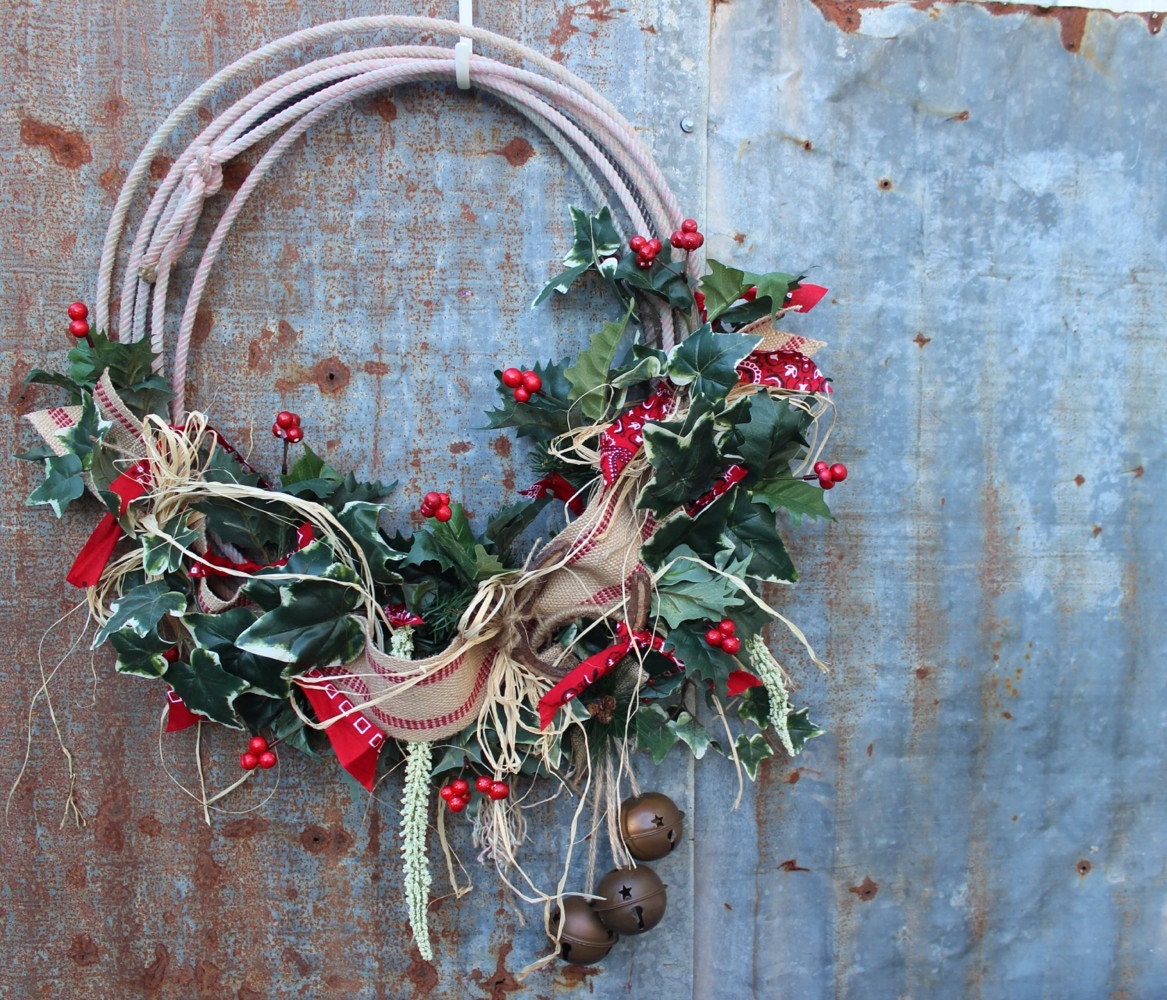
[{"left": 1, "top": 1, "right": 1163, "bottom": 997}]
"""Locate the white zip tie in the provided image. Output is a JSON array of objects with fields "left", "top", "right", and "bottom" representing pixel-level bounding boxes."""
[{"left": 455, "top": 0, "right": 473, "bottom": 90}]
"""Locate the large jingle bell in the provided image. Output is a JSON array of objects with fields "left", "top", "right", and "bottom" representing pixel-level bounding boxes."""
[
  {"left": 619, "top": 792, "right": 685, "bottom": 861},
  {"left": 549, "top": 897, "right": 618, "bottom": 963},
  {"left": 594, "top": 866, "right": 667, "bottom": 935}
]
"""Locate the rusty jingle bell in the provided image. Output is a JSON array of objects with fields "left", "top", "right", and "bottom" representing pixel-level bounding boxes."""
[
  {"left": 594, "top": 866, "right": 668, "bottom": 934},
  {"left": 548, "top": 897, "right": 619, "bottom": 963},
  {"left": 619, "top": 791, "right": 685, "bottom": 861}
]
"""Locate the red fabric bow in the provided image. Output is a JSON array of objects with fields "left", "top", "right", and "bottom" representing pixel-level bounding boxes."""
[
  {"left": 296, "top": 668, "right": 387, "bottom": 790},
  {"left": 785, "top": 283, "right": 827, "bottom": 313},
  {"left": 67, "top": 461, "right": 153, "bottom": 588},
  {"left": 520, "top": 473, "right": 586, "bottom": 515}
]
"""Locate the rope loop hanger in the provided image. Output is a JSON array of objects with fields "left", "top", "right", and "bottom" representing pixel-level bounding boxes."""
[{"left": 94, "top": 14, "right": 699, "bottom": 421}]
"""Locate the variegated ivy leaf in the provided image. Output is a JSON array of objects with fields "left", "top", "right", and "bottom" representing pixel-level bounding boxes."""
[
  {"left": 55, "top": 391, "right": 112, "bottom": 469},
  {"left": 235, "top": 563, "right": 366, "bottom": 669},
  {"left": 563, "top": 205, "right": 621, "bottom": 267},
  {"left": 735, "top": 732, "right": 775, "bottom": 780},
  {"left": 93, "top": 581, "right": 187, "bottom": 647},
  {"left": 107, "top": 626, "right": 173, "bottom": 678},
  {"left": 531, "top": 262, "right": 591, "bottom": 307},
  {"left": 141, "top": 512, "right": 200, "bottom": 576},
  {"left": 666, "top": 325, "right": 760, "bottom": 402},
  {"left": 652, "top": 546, "right": 745, "bottom": 629},
  {"left": 27, "top": 453, "right": 85, "bottom": 517},
  {"left": 786, "top": 706, "right": 825, "bottom": 754},
  {"left": 164, "top": 648, "right": 248, "bottom": 728},
  {"left": 639, "top": 410, "right": 720, "bottom": 517},
  {"left": 184, "top": 608, "right": 290, "bottom": 699}
]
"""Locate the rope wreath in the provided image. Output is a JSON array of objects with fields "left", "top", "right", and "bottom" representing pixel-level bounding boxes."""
[{"left": 21, "top": 15, "right": 846, "bottom": 969}]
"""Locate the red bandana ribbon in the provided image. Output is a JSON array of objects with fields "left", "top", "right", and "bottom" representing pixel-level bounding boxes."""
[
  {"left": 736, "top": 349, "right": 831, "bottom": 394},
  {"left": 684, "top": 463, "right": 748, "bottom": 517},
  {"left": 189, "top": 523, "right": 316, "bottom": 579},
  {"left": 296, "top": 668, "right": 387, "bottom": 790},
  {"left": 598, "top": 385, "right": 676, "bottom": 485},
  {"left": 519, "top": 472, "right": 586, "bottom": 515},
  {"left": 67, "top": 461, "right": 153, "bottom": 588}
]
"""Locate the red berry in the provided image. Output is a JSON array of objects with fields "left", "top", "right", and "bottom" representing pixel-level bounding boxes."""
[
  {"left": 448, "top": 796, "right": 468, "bottom": 813},
  {"left": 272, "top": 423, "right": 285, "bottom": 439},
  {"left": 705, "top": 628, "right": 724, "bottom": 647},
  {"left": 501, "top": 367, "right": 523, "bottom": 388},
  {"left": 513, "top": 386, "right": 531, "bottom": 403},
  {"left": 438, "top": 493, "right": 450, "bottom": 505},
  {"left": 629, "top": 235, "right": 646, "bottom": 252},
  {"left": 163, "top": 646, "right": 179, "bottom": 662},
  {"left": 670, "top": 231, "right": 685, "bottom": 249},
  {"left": 813, "top": 460, "right": 829, "bottom": 476},
  {"left": 69, "top": 319, "right": 90, "bottom": 338},
  {"left": 240, "top": 752, "right": 260, "bottom": 771},
  {"left": 434, "top": 505, "right": 452, "bottom": 522},
  {"left": 424, "top": 491, "right": 443, "bottom": 508},
  {"left": 488, "top": 781, "right": 510, "bottom": 801},
  {"left": 258, "top": 751, "right": 277, "bottom": 769},
  {"left": 681, "top": 218, "right": 699, "bottom": 234},
  {"left": 276, "top": 411, "right": 295, "bottom": 429},
  {"left": 248, "top": 735, "right": 268, "bottom": 755},
  {"left": 286, "top": 427, "right": 303, "bottom": 444},
  {"left": 475, "top": 775, "right": 493, "bottom": 794},
  {"left": 743, "top": 286, "right": 758, "bottom": 302},
  {"left": 450, "top": 777, "right": 470, "bottom": 796},
  {"left": 521, "top": 371, "right": 542, "bottom": 393},
  {"left": 830, "top": 463, "right": 848, "bottom": 483},
  {"left": 647, "top": 237, "right": 662, "bottom": 254},
  {"left": 636, "top": 254, "right": 653, "bottom": 269},
  {"left": 721, "top": 635, "right": 742, "bottom": 655},
  {"left": 439, "top": 785, "right": 455, "bottom": 801},
  {"left": 718, "top": 619, "right": 736, "bottom": 636},
  {"left": 819, "top": 475, "right": 835, "bottom": 490},
  {"left": 67, "top": 302, "right": 89, "bottom": 321},
  {"left": 681, "top": 232, "right": 703, "bottom": 251}
]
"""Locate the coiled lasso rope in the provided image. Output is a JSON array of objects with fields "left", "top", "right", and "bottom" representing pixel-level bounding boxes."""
[{"left": 92, "top": 14, "right": 700, "bottom": 421}]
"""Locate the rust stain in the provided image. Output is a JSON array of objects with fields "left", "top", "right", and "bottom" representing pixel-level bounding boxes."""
[
  {"left": 449, "top": 440, "right": 473, "bottom": 454},
  {"left": 732, "top": 232, "right": 747, "bottom": 244},
  {"left": 141, "top": 944, "right": 169, "bottom": 990},
  {"left": 137, "top": 814, "right": 163, "bottom": 836},
  {"left": 470, "top": 940, "right": 522, "bottom": 999},
  {"left": 1130, "top": 465, "right": 1144, "bottom": 478},
  {"left": 878, "top": 177, "right": 893, "bottom": 191},
  {"left": 556, "top": 963, "right": 603, "bottom": 988},
  {"left": 363, "top": 360, "right": 391, "bottom": 376},
  {"left": 191, "top": 303, "right": 213, "bottom": 348},
  {"left": 461, "top": 202, "right": 479, "bottom": 223},
  {"left": 1074, "top": 474, "right": 1085, "bottom": 486},
  {"left": 947, "top": 109, "right": 971, "bottom": 122},
  {"left": 220, "top": 816, "right": 269, "bottom": 838},
  {"left": 915, "top": 666, "right": 930, "bottom": 680},
  {"left": 913, "top": 331, "right": 931, "bottom": 348},
  {"left": 406, "top": 948, "right": 440, "bottom": 992},
  {"left": 548, "top": 1, "right": 627, "bottom": 61},
  {"left": 299, "top": 823, "right": 355, "bottom": 856},
  {"left": 99, "top": 164, "right": 126, "bottom": 196},
  {"left": 149, "top": 154, "right": 174, "bottom": 180},
  {"left": 193, "top": 848, "right": 224, "bottom": 889},
  {"left": 282, "top": 947, "right": 312, "bottom": 976},
  {"left": 990, "top": 4, "right": 1088, "bottom": 51},
  {"left": 248, "top": 319, "right": 300, "bottom": 374},
  {"left": 848, "top": 876, "right": 879, "bottom": 901},
  {"left": 95, "top": 786, "right": 129, "bottom": 852},
  {"left": 866, "top": 742, "right": 873, "bottom": 757},
  {"left": 779, "top": 859, "right": 811, "bottom": 872},
  {"left": 491, "top": 435, "right": 511, "bottom": 458},
  {"left": 313, "top": 356, "right": 352, "bottom": 394},
  {"left": 1092, "top": 524, "right": 1103, "bottom": 537},
  {"left": 67, "top": 933, "right": 100, "bottom": 966},
  {"left": 492, "top": 136, "right": 536, "bottom": 167},
  {"left": 369, "top": 94, "right": 398, "bottom": 124},
  {"left": 19, "top": 117, "right": 92, "bottom": 168},
  {"left": 221, "top": 159, "right": 253, "bottom": 191},
  {"left": 1077, "top": 858, "right": 1093, "bottom": 876}
]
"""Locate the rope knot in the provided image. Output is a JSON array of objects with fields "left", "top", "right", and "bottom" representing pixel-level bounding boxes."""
[{"left": 188, "top": 147, "right": 223, "bottom": 198}]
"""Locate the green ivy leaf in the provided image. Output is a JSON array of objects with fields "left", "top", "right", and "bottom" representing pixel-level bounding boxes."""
[
  {"left": 107, "top": 627, "right": 173, "bottom": 678},
  {"left": 639, "top": 410, "right": 720, "bottom": 517},
  {"left": 735, "top": 732, "right": 775, "bottom": 780},
  {"left": 670, "top": 711, "right": 717, "bottom": 760},
  {"left": 698, "top": 260, "right": 749, "bottom": 322},
  {"left": 736, "top": 685, "right": 771, "bottom": 729},
  {"left": 666, "top": 325, "right": 759, "bottom": 402},
  {"left": 184, "top": 608, "right": 291, "bottom": 698},
  {"left": 27, "top": 453, "right": 85, "bottom": 517},
  {"left": 142, "top": 512, "right": 200, "bottom": 576},
  {"left": 726, "top": 493, "right": 797, "bottom": 584},
  {"left": 635, "top": 704, "right": 678, "bottom": 764},
  {"left": 337, "top": 501, "right": 403, "bottom": 586},
  {"left": 652, "top": 547, "right": 745, "bottom": 629},
  {"left": 729, "top": 393, "right": 810, "bottom": 484},
  {"left": 54, "top": 392, "right": 111, "bottom": 470},
  {"left": 564, "top": 305, "right": 631, "bottom": 421},
  {"left": 786, "top": 706, "right": 825, "bottom": 754},
  {"left": 164, "top": 648, "right": 248, "bottom": 728},
  {"left": 236, "top": 563, "right": 366, "bottom": 669},
  {"left": 94, "top": 582, "right": 187, "bottom": 647},
  {"left": 753, "top": 475, "right": 833, "bottom": 523},
  {"left": 743, "top": 269, "right": 797, "bottom": 321}
]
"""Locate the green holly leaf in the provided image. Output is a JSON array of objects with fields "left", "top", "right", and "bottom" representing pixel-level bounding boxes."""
[
  {"left": 640, "top": 491, "right": 734, "bottom": 571},
  {"left": 613, "top": 253, "right": 694, "bottom": 311},
  {"left": 27, "top": 453, "right": 85, "bottom": 517},
  {"left": 666, "top": 325, "right": 759, "bottom": 402},
  {"left": 403, "top": 503, "right": 479, "bottom": 585},
  {"left": 532, "top": 262, "right": 592, "bottom": 307},
  {"left": 565, "top": 305, "right": 631, "bottom": 422},
  {"left": 743, "top": 269, "right": 797, "bottom": 322},
  {"left": 164, "top": 648, "right": 248, "bottom": 728},
  {"left": 283, "top": 445, "right": 338, "bottom": 486},
  {"left": 639, "top": 409, "right": 720, "bottom": 517},
  {"left": 325, "top": 471, "right": 396, "bottom": 508},
  {"left": 24, "top": 368, "right": 83, "bottom": 401},
  {"left": 473, "top": 544, "right": 506, "bottom": 580},
  {"left": 635, "top": 704, "right": 679, "bottom": 764},
  {"left": 236, "top": 563, "right": 366, "bottom": 669},
  {"left": 184, "top": 608, "right": 291, "bottom": 698},
  {"left": 726, "top": 493, "right": 797, "bottom": 584},
  {"left": 564, "top": 206, "right": 622, "bottom": 267},
  {"left": 753, "top": 475, "right": 833, "bottom": 523},
  {"left": 698, "top": 260, "right": 749, "bottom": 322},
  {"left": 485, "top": 497, "right": 550, "bottom": 560},
  {"left": 786, "top": 706, "right": 825, "bottom": 754},
  {"left": 337, "top": 501, "right": 403, "bottom": 586},
  {"left": 94, "top": 582, "right": 187, "bottom": 647},
  {"left": 485, "top": 359, "right": 573, "bottom": 442},
  {"left": 730, "top": 393, "right": 810, "bottom": 483},
  {"left": 652, "top": 547, "right": 745, "bottom": 629},
  {"left": 107, "top": 627, "right": 173, "bottom": 678},
  {"left": 142, "top": 512, "right": 200, "bottom": 576},
  {"left": 664, "top": 624, "right": 740, "bottom": 685},
  {"left": 201, "top": 447, "right": 264, "bottom": 490},
  {"left": 735, "top": 732, "right": 775, "bottom": 780}
]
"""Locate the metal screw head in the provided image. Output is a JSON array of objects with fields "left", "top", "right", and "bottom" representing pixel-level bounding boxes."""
[{"left": 680, "top": 117, "right": 695, "bottom": 134}]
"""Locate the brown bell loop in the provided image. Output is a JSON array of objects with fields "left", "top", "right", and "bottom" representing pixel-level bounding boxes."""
[
  {"left": 549, "top": 897, "right": 618, "bottom": 963},
  {"left": 593, "top": 866, "right": 668, "bottom": 935},
  {"left": 619, "top": 792, "right": 685, "bottom": 862}
]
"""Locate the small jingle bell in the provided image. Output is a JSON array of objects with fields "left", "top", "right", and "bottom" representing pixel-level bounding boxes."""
[
  {"left": 620, "top": 792, "right": 685, "bottom": 861},
  {"left": 594, "top": 866, "right": 667, "bottom": 935},
  {"left": 549, "top": 897, "right": 618, "bottom": 964}
]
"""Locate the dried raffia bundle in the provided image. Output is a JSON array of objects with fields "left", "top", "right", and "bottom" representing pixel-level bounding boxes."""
[{"left": 18, "top": 14, "right": 846, "bottom": 967}]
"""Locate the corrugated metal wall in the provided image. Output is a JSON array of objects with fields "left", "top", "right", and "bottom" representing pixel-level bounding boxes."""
[{"left": 2, "top": 1, "right": 1164, "bottom": 997}]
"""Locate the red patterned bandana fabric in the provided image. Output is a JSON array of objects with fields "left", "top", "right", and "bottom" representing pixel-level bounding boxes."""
[
  {"left": 736, "top": 349, "right": 831, "bottom": 394},
  {"left": 598, "top": 384, "right": 677, "bottom": 485}
]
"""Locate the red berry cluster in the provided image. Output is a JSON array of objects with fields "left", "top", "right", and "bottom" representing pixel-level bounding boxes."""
[
  {"left": 240, "top": 735, "right": 278, "bottom": 771},
  {"left": 501, "top": 367, "right": 543, "bottom": 403},
  {"left": 813, "top": 461, "right": 848, "bottom": 490},
  {"left": 420, "top": 491, "right": 452, "bottom": 522},
  {"left": 272, "top": 410, "right": 304, "bottom": 443},
  {"left": 705, "top": 618, "right": 742, "bottom": 655},
  {"left": 629, "top": 234, "right": 663, "bottom": 269},
  {"left": 67, "top": 302, "right": 91, "bottom": 340},
  {"left": 439, "top": 775, "right": 510, "bottom": 813},
  {"left": 669, "top": 218, "right": 705, "bottom": 252}
]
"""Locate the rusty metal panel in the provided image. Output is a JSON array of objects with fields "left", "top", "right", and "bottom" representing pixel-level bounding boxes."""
[{"left": 2, "top": 0, "right": 1165, "bottom": 998}]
